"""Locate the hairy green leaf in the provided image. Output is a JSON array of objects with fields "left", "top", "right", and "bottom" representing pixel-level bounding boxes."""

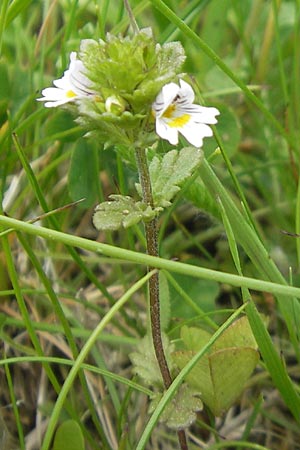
[
  {"left": 93, "top": 195, "right": 159, "bottom": 230},
  {"left": 136, "top": 147, "right": 203, "bottom": 208},
  {"left": 129, "top": 333, "right": 175, "bottom": 387},
  {"left": 149, "top": 383, "right": 203, "bottom": 430}
]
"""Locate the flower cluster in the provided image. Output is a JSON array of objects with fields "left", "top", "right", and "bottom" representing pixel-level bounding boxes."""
[{"left": 38, "top": 29, "right": 219, "bottom": 148}]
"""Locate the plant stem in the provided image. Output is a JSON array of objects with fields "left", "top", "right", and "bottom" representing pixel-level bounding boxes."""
[
  {"left": 135, "top": 147, "right": 172, "bottom": 387},
  {"left": 135, "top": 147, "right": 188, "bottom": 450}
]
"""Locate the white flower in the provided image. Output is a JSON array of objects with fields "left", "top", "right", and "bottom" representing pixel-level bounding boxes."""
[
  {"left": 152, "top": 79, "right": 219, "bottom": 147},
  {"left": 37, "top": 52, "right": 96, "bottom": 107}
]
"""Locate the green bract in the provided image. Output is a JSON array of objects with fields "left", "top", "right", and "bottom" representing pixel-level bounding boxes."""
[{"left": 77, "top": 28, "right": 185, "bottom": 145}]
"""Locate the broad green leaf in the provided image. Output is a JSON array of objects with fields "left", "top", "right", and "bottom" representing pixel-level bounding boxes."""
[
  {"left": 93, "top": 195, "right": 159, "bottom": 231},
  {"left": 68, "top": 138, "right": 99, "bottom": 208},
  {"left": 211, "top": 316, "right": 258, "bottom": 351},
  {"left": 181, "top": 325, "right": 211, "bottom": 352},
  {"left": 174, "top": 318, "right": 259, "bottom": 416},
  {"left": 149, "top": 383, "right": 203, "bottom": 430},
  {"left": 181, "top": 317, "right": 258, "bottom": 352},
  {"left": 209, "top": 347, "right": 259, "bottom": 416},
  {"left": 136, "top": 147, "right": 203, "bottom": 208},
  {"left": 174, "top": 347, "right": 259, "bottom": 417},
  {"left": 52, "top": 420, "right": 85, "bottom": 450}
]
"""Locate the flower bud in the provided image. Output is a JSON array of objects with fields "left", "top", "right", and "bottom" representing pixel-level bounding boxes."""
[{"left": 105, "top": 95, "right": 127, "bottom": 115}]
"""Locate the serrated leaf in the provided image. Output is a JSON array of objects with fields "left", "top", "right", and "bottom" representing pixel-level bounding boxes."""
[
  {"left": 129, "top": 334, "right": 174, "bottom": 387},
  {"left": 149, "top": 383, "right": 203, "bottom": 430},
  {"left": 136, "top": 147, "right": 203, "bottom": 208},
  {"left": 93, "top": 195, "right": 159, "bottom": 230},
  {"left": 52, "top": 420, "right": 85, "bottom": 450}
]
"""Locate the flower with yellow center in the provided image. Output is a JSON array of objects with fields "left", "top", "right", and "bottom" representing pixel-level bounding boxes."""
[
  {"left": 37, "top": 52, "right": 96, "bottom": 107},
  {"left": 152, "top": 79, "right": 219, "bottom": 147}
]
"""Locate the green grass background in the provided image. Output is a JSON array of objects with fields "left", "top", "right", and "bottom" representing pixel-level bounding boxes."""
[{"left": 0, "top": 1, "right": 300, "bottom": 449}]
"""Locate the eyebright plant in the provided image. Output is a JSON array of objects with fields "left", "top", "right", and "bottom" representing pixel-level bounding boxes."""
[{"left": 38, "top": 25, "right": 221, "bottom": 448}]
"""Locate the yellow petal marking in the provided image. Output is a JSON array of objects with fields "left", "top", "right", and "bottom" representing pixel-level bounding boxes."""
[
  {"left": 163, "top": 104, "right": 176, "bottom": 118},
  {"left": 162, "top": 104, "right": 191, "bottom": 128},
  {"left": 168, "top": 113, "right": 191, "bottom": 128},
  {"left": 66, "top": 90, "right": 77, "bottom": 98}
]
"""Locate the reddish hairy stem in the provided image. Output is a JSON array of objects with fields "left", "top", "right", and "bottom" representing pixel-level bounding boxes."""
[{"left": 135, "top": 147, "right": 188, "bottom": 450}]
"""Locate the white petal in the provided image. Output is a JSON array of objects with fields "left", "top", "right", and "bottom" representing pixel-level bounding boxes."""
[
  {"left": 179, "top": 121, "right": 214, "bottom": 147},
  {"left": 54, "top": 58, "right": 92, "bottom": 95},
  {"left": 37, "top": 51, "right": 95, "bottom": 107},
  {"left": 152, "top": 90, "right": 165, "bottom": 116},
  {"left": 53, "top": 76, "right": 70, "bottom": 89},
  {"left": 64, "top": 52, "right": 79, "bottom": 76},
  {"left": 68, "top": 55, "right": 93, "bottom": 93},
  {"left": 156, "top": 118, "right": 179, "bottom": 145},
  {"left": 70, "top": 69, "right": 92, "bottom": 94},
  {"left": 162, "top": 82, "right": 180, "bottom": 104},
  {"left": 191, "top": 106, "right": 220, "bottom": 124},
  {"left": 40, "top": 87, "right": 68, "bottom": 100},
  {"left": 153, "top": 82, "right": 180, "bottom": 118},
  {"left": 69, "top": 51, "right": 78, "bottom": 64},
  {"left": 43, "top": 99, "right": 70, "bottom": 108},
  {"left": 153, "top": 80, "right": 220, "bottom": 147},
  {"left": 37, "top": 86, "right": 77, "bottom": 107},
  {"left": 178, "top": 79, "right": 195, "bottom": 103},
  {"left": 152, "top": 91, "right": 164, "bottom": 116},
  {"left": 175, "top": 103, "right": 219, "bottom": 122}
]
